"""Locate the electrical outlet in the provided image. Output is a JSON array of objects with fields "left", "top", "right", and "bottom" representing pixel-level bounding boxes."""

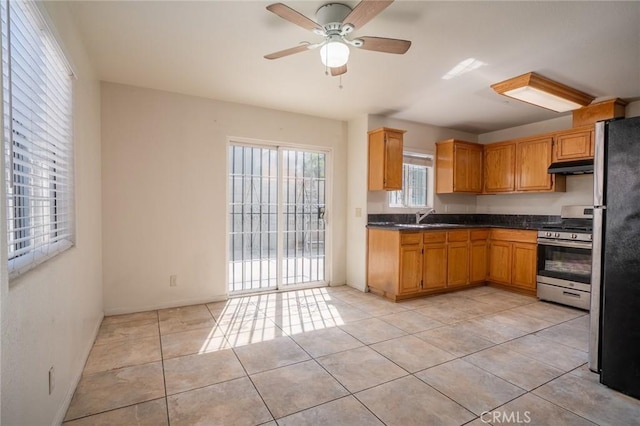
[
  {"left": 170, "top": 275, "right": 177, "bottom": 287},
  {"left": 48, "top": 366, "right": 55, "bottom": 395}
]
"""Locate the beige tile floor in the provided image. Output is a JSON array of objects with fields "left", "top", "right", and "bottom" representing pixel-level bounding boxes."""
[{"left": 63, "top": 285, "right": 640, "bottom": 425}]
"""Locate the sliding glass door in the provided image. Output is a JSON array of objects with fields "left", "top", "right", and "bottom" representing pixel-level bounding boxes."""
[{"left": 228, "top": 143, "right": 327, "bottom": 294}]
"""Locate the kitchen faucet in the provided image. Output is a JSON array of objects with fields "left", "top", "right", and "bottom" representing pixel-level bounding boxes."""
[{"left": 416, "top": 208, "right": 436, "bottom": 224}]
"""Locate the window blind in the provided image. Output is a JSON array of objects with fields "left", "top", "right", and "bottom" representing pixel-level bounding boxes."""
[{"left": 2, "top": 0, "right": 74, "bottom": 279}]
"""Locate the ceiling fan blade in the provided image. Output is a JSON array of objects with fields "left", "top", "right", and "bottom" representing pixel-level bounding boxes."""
[
  {"left": 264, "top": 43, "right": 311, "bottom": 60},
  {"left": 357, "top": 36, "right": 411, "bottom": 54},
  {"left": 330, "top": 65, "right": 347, "bottom": 76},
  {"left": 342, "top": 0, "right": 394, "bottom": 29},
  {"left": 266, "top": 3, "right": 322, "bottom": 32}
]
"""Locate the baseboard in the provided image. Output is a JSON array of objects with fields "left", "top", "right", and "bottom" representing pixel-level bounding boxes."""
[
  {"left": 53, "top": 311, "right": 104, "bottom": 426},
  {"left": 104, "top": 294, "right": 228, "bottom": 316},
  {"left": 345, "top": 282, "right": 367, "bottom": 292}
]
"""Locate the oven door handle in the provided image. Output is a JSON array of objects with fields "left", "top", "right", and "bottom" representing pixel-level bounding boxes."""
[{"left": 537, "top": 239, "right": 593, "bottom": 250}]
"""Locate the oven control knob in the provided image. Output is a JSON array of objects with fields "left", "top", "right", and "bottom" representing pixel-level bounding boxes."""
[
  {"left": 554, "top": 232, "right": 560, "bottom": 238},
  {"left": 571, "top": 234, "right": 578, "bottom": 239},
  {"left": 546, "top": 232, "right": 552, "bottom": 237}
]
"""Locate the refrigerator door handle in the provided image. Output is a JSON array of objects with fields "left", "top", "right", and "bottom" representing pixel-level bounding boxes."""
[
  {"left": 589, "top": 206, "right": 604, "bottom": 372},
  {"left": 594, "top": 121, "right": 606, "bottom": 206}
]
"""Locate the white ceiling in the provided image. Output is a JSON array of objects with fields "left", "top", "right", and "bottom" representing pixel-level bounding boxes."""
[{"left": 67, "top": 1, "right": 640, "bottom": 133}]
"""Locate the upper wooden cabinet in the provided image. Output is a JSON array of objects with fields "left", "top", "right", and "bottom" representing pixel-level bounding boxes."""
[
  {"left": 435, "top": 140, "right": 483, "bottom": 194},
  {"left": 368, "top": 127, "right": 406, "bottom": 191},
  {"left": 552, "top": 126, "right": 594, "bottom": 162},
  {"left": 516, "top": 136, "right": 565, "bottom": 192},
  {"left": 484, "top": 135, "right": 566, "bottom": 194},
  {"left": 484, "top": 142, "right": 516, "bottom": 193}
]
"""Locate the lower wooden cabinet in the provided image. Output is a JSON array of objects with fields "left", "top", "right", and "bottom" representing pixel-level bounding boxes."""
[
  {"left": 511, "top": 242, "right": 537, "bottom": 290},
  {"left": 488, "top": 229, "right": 537, "bottom": 294},
  {"left": 423, "top": 234, "right": 448, "bottom": 290},
  {"left": 399, "top": 243, "right": 423, "bottom": 295},
  {"left": 447, "top": 230, "right": 470, "bottom": 287},
  {"left": 469, "top": 230, "right": 489, "bottom": 283},
  {"left": 367, "top": 227, "right": 537, "bottom": 301},
  {"left": 488, "top": 240, "right": 512, "bottom": 284},
  {"left": 368, "top": 228, "right": 482, "bottom": 300}
]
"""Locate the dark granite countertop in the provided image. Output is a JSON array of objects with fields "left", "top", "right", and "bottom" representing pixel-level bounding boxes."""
[
  {"left": 367, "top": 213, "right": 560, "bottom": 231},
  {"left": 366, "top": 222, "right": 542, "bottom": 231}
]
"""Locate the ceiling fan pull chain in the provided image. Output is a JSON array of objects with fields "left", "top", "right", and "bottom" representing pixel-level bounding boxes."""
[
  {"left": 324, "top": 48, "right": 329, "bottom": 76},
  {"left": 339, "top": 75, "right": 343, "bottom": 90}
]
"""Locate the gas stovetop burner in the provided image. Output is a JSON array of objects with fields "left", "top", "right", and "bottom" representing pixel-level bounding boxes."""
[{"left": 541, "top": 224, "right": 593, "bottom": 233}]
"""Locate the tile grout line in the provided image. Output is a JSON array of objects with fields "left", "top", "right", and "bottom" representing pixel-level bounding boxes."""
[
  {"left": 230, "top": 333, "right": 278, "bottom": 423},
  {"left": 246, "top": 321, "right": 390, "bottom": 425},
  {"left": 70, "top": 286, "right": 595, "bottom": 424},
  {"left": 520, "top": 365, "right": 600, "bottom": 425},
  {"left": 155, "top": 309, "right": 171, "bottom": 426}
]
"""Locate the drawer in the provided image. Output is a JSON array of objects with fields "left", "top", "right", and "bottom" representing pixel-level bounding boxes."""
[
  {"left": 423, "top": 231, "right": 446, "bottom": 244},
  {"left": 537, "top": 283, "right": 590, "bottom": 311},
  {"left": 470, "top": 229, "right": 489, "bottom": 240},
  {"left": 491, "top": 229, "right": 537, "bottom": 243},
  {"left": 447, "top": 230, "right": 469, "bottom": 242},
  {"left": 400, "top": 232, "right": 422, "bottom": 245}
]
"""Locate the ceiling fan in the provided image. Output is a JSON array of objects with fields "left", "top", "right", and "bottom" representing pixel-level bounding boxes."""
[{"left": 264, "top": 0, "right": 411, "bottom": 76}]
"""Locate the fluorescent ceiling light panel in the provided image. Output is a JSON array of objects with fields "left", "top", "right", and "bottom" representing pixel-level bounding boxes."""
[
  {"left": 442, "top": 58, "right": 486, "bottom": 80},
  {"left": 491, "top": 72, "right": 594, "bottom": 112},
  {"left": 502, "top": 86, "right": 583, "bottom": 112}
]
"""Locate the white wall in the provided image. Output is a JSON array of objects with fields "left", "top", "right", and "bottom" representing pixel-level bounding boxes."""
[
  {"left": 0, "top": 3, "right": 103, "bottom": 425},
  {"left": 366, "top": 116, "right": 478, "bottom": 215},
  {"left": 477, "top": 115, "right": 573, "bottom": 144},
  {"left": 101, "top": 83, "right": 347, "bottom": 314},
  {"left": 346, "top": 115, "right": 369, "bottom": 291},
  {"left": 626, "top": 100, "right": 640, "bottom": 118}
]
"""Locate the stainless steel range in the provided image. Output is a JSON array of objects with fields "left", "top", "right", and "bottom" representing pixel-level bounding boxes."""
[{"left": 537, "top": 205, "right": 593, "bottom": 310}]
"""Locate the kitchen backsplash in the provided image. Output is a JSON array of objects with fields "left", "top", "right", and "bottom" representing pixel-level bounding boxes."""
[{"left": 368, "top": 213, "right": 561, "bottom": 229}]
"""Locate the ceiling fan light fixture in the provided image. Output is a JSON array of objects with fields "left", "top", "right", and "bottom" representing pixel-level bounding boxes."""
[
  {"left": 491, "top": 72, "right": 594, "bottom": 112},
  {"left": 320, "top": 40, "right": 349, "bottom": 68}
]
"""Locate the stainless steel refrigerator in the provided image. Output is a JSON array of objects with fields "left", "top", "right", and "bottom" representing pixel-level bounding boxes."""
[{"left": 589, "top": 116, "right": 640, "bottom": 399}]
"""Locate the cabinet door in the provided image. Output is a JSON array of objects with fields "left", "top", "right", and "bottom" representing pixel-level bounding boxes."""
[
  {"left": 423, "top": 243, "right": 447, "bottom": 290},
  {"left": 516, "top": 136, "right": 553, "bottom": 191},
  {"left": 454, "top": 144, "right": 483, "bottom": 192},
  {"left": 399, "top": 244, "right": 423, "bottom": 295},
  {"left": 368, "top": 128, "right": 405, "bottom": 191},
  {"left": 384, "top": 131, "right": 404, "bottom": 190},
  {"left": 447, "top": 242, "right": 469, "bottom": 287},
  {"left": 470, "top": 240, "right": 488, "bottom": 283},
  {"left": 484, "top": 143, "right": 515, "bottom": 193},
  {"left": 554, "top": 129, "right": 593, "bottom": 161},
  {"left": 512, "top": 242, "right": 537, "bottom": 290},
  {"left": 488, "top": 241, "right": 512, "bottom": 284}
]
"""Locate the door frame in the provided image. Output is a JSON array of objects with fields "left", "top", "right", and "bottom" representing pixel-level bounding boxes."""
[{"left": 226, "top": 136, "right": 333, "bottom": 295}]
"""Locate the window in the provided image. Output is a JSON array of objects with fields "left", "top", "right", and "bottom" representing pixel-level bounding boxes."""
[
  {"left": 389, "top": 152, "right": 433, "bottom": 208},
  {"left": 2, "top": 1, "right": 74, "bottom": 279}
]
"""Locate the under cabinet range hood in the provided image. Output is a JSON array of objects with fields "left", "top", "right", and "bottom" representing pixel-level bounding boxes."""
[{"left": 547, "top": 159, "right": 594, "bottom": 175}]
